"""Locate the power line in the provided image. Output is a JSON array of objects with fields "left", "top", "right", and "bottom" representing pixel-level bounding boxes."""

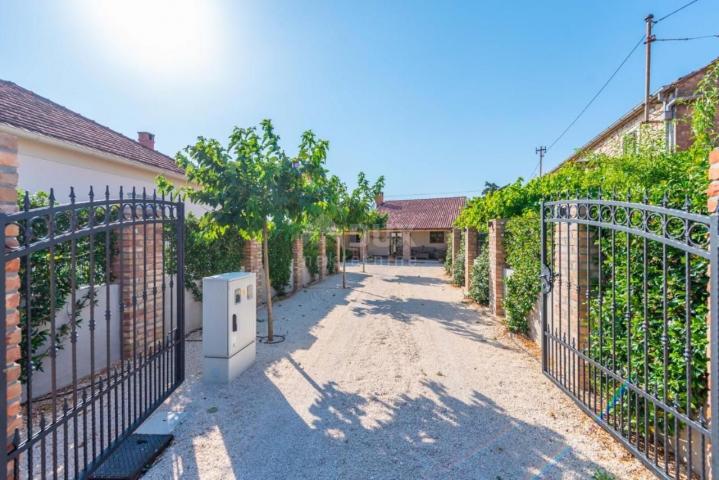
[
  {"left": 544, "top": 0, "right": 702, "bottom": 152},
  {"left": 653, "top": 0, "right": 701, "bottom": 23},
  {"left": 655, "top": 34, "right": 719, "bottom": 42},
  {"left": 547, "top": 34, "right": 646, "bottom": 150}
]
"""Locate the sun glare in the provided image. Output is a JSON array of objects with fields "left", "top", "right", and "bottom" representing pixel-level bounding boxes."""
[{"left": 71, "top": 0, "right": 225, "bottom": 81}]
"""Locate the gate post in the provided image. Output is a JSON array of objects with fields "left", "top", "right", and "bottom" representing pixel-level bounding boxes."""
[
  {"left": 540, "top": 201, "right": 547, "bottom": 372},
  {"left": 0, "top": 133, "right": 20, "bottom": 478}
]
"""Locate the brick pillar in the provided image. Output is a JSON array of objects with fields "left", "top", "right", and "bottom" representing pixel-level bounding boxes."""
[
  {"left": 319, "top": 234, "right": 327, "bottom": 280},
  {"left": 0, "top": 133, "right": 20, "bottom": 459},
  {"left": 552, "top": 223, "right": 592, "bottom": 349},
  {"left": 552, "top": 221, "right": 594, "bottom": 390},
  {"left": 465, "top": 227, "right": 478, "bottom": 290},
  {"left": 488, "top": 220, "right": 506, "bottom": 317},
  {"left": 292, "top": 236, "right": 304, "bottom": 291},
  {"left": 117, "top": 219, "right": 164, "bottom": 359},
  {"left": 402, "top": 231, "right": 411, "bottom": 259},
  {"left": 242, "top": 239, "right": 265, "bottom": 304},
  {"left": 451, "top": 228, "right": 461, "bottom": 269}
]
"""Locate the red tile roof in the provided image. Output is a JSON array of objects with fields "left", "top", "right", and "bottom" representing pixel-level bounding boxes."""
[
  {"left": 378, "top": 196, "right": 466, "bottom": 230},
  {"left": 0, "top": 80, "right": 183, "bottom": 174}
]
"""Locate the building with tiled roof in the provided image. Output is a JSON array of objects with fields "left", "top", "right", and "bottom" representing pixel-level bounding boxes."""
[
  {"left": 341, "top": 193, "right": 466, "bottom": 261},
  {"left": 554, "top": 57, "right": 719, "bottom": 171},
  {"left": 0, "top": 79, "right": 186, "bottom": 203}
]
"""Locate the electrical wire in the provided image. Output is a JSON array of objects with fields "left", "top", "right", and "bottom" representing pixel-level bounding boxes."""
[
  {"left": 547, "top": 34, "right": 646, "bottom": 150},
  {"left": 653, "top": 0, "right": 701, "bottom": 23},
  {"left": 654, "top": 34, "right": 719, "bottom": 42}
]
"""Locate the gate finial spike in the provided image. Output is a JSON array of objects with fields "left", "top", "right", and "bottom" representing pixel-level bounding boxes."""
[
  {"left": 69, "top": 186, "right": 76, "bottom": 203},
  {"left": 105, "top": 185, "right": 110, "bottom": 200},
  {"left": 642, "top": 189, "right": 648, "bottom": 204},
  {"left": 119, "top": 185, "right": 124, "bottom": 199},
  {"left": 48, "top": 188, "right": 55, "bottom": 206},
  {"left": 132, "top": 186, "right": 136, "bottom": 199},
  {"left": 22, "top": 190, "right": 30, "bottom": 211},
  {"left": 684, "top": 194, "right": 691, "bottom": 211},
  {"left": 142, "top": 186, "right": 147, "bottom": 199},
  {"left": 661, "top": 192, "right": 668, "bottom": 207},
  {"left": 89, "top": 185, "right": 94, "bottom": 202},
  {"left": 598, "top": 187, "right": 602, "bottom": 199}
]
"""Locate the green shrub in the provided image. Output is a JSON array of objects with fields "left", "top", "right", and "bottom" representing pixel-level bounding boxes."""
[
  {"left": 268, "top": 222, "right": 293, "bottom": 293},
  {"left": 18, "top": 191, "right": 112, "bottom": 381},
  {"left": 325, "top": 235, "right": 337, "bottom": 273},
  {"left": 183, "top": 214, "right": 244, "bottom": 301},
  {"left": 303, "top": 233, "right": 320, "bottom": 279},
  {"left": 452, "top": 233, "right": 465, "bottom": 287},
  {"left": 444, "top": 238, "right": 453, "bottom": 275},
  {"left": 503, "top": 211, "right": 540, "bottom": 334},
  {"left": 468, "top": 240, "right": 489, "bottom": 305}
]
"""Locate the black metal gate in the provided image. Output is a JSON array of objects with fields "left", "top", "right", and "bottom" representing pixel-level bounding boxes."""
[
  {"left": 540, "top": 196, "right": 717, "bottom": 479},
  {"left": 0, "top": 187, "right": 185, "bottom": 479}
]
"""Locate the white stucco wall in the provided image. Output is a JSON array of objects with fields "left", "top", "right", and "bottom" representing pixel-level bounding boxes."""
[{"left": 14, "top": 134, "right": 205, "bottom": 215}]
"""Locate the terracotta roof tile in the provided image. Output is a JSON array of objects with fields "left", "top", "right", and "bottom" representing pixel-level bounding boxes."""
[
  {"left": 378, "top": 196, "right": 466, "bottom": 230},
  {"left": 0, "top": 80, "right": 183, "bottom": 174}
]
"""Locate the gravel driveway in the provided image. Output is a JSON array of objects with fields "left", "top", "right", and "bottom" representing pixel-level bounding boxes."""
[{"left": 143, "top": 263, "right": 652, "bottom": 480}]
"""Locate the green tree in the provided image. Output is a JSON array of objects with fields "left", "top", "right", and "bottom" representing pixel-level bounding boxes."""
[
  {"left": 329, "top": 173, "right": 385, "bottom": 288},
  {"left": 160, "top": 119, "right": 329, "bottom": 342}
]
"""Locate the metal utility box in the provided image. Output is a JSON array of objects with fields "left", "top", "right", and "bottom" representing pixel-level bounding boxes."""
[{"left": 202, "top": 272, "right": 256, "bottom": 383}]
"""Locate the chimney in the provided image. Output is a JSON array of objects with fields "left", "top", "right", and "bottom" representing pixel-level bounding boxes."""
[
  {"left": 137, "top": 131, "right": 155, "bottom": 150},
  {"left": 375, "top": 191, "right": 384, "bottom": 206}
]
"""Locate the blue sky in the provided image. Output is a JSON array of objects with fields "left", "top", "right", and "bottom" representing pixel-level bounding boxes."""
[{"left": 1, "top": 1, "right": 717, "bottom": 199}]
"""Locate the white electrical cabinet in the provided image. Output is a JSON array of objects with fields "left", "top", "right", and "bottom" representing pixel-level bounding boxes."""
[{"left": 202, "top": 272, "right": 256, "bottom": 383}]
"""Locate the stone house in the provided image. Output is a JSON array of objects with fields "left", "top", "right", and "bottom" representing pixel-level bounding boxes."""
[
  {"left": 341, "top": 193, "right": 466, "bottom": 261},
  {"left": 561, "top": 57, "right": 719, "bottom": 165}
]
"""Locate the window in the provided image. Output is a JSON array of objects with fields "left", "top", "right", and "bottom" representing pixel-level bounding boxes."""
[
  {"left": 350, "top": 234, "right": 361, "bottom": 243},
  {"left": 622, "top": 131, "right": 638, "bottom": 155},
  {"left": 429, "top": 231, "right": 445, "bottom": 244}
]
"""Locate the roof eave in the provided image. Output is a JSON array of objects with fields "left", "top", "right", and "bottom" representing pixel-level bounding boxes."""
[{"left": 0, "top": 123, "right": 187, "bottom": 181}]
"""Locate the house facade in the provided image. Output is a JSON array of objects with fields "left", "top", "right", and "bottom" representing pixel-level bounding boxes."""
[
  {"left": 561, "top": 58, "right": 719, "bottom": 165},
  {"left": 341, "top": 193, "right": 466, "bottom": 261},
  {"left": 0, "top": 80, "right": 191, "bottom": 204}
]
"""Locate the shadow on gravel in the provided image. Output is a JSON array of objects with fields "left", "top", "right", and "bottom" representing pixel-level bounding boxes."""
[
  {"left": 156, "top": 355, "right": 606, "bottom": 479},
  {"left": 385, "top": 274, "right": 448, "bottom": 287},
  {"left": 351, "top": 295, "right": 509, "bottom": 350}
]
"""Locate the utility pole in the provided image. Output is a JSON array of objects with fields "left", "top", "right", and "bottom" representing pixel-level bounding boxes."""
[
  {"left": 535, "top": 146, "right": 547, "bottom": 177},
  {"left": 644, "top": 14, "right": 655, "bottom": 122}
]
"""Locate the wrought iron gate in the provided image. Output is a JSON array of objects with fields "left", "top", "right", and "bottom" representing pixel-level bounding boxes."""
[
  {"left": 1, "top": 187, "right": 185, "bottom": 479},
  {"left": 540, "top": 197, "right": 717, "bottom": 479}
]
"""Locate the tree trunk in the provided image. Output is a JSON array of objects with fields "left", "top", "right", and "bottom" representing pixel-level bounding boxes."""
[
  {"left": 263, "top": 221, "right": 273, "bottom": 341},
  {"left": 342, "top": 230, "right": 347, "bottom": 289}
]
